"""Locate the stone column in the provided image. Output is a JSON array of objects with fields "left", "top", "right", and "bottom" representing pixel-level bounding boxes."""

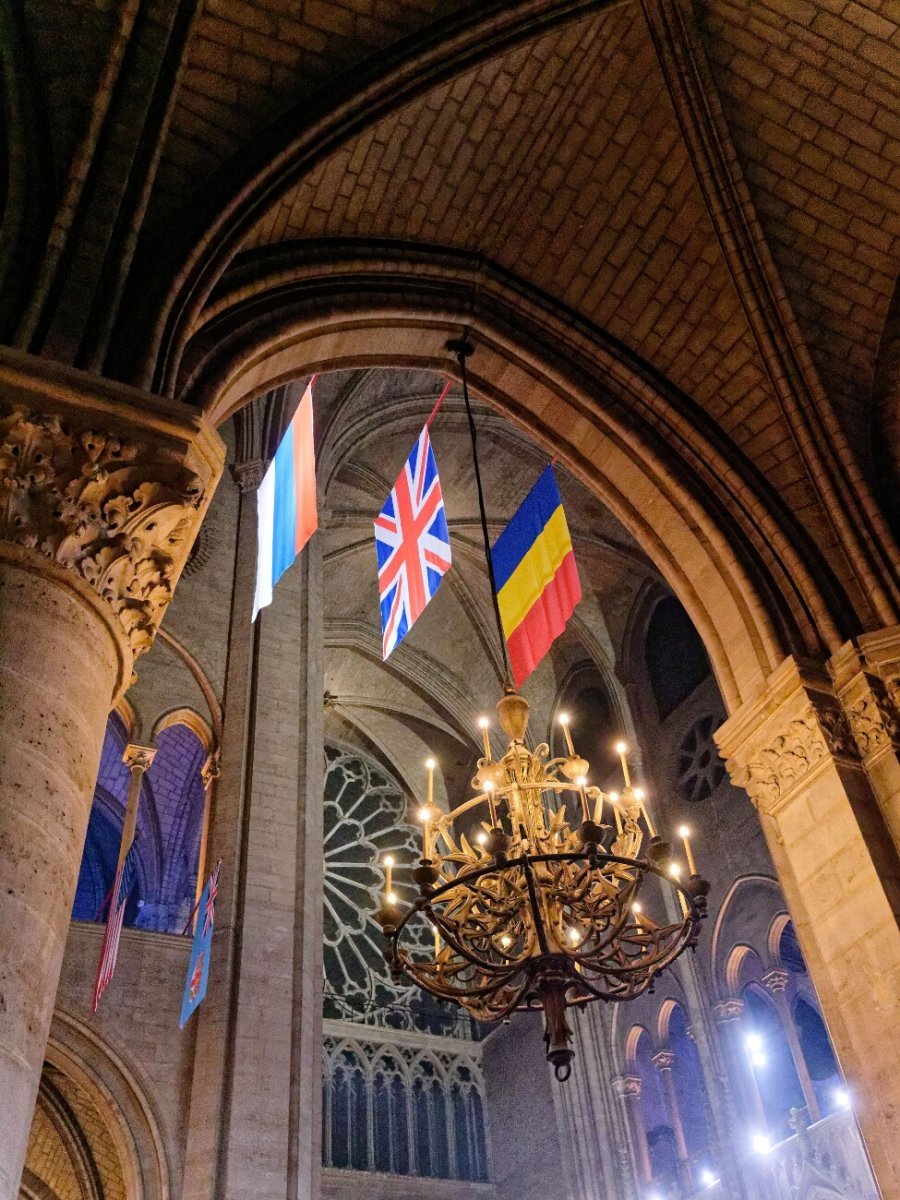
[
  {"left": 831, "top": 628, "right": 900, "bottom": 854},
  {"left": 762, "top": 969, "right": 820, "bottom": 1123},
  {"left": 181, "top": 422, "right": 324, "bottom": 1200},
  {"left": 0, "top": 348, "right": 223, "bottom": 1200},
  {"left": 553, "top": 1006, "right": 634, "bottom": 1200},
  {"left": 717, "top": 655, "right": 900, "bottom": 1199},
  {"left": 711, "top": 999, "right": 766, "bottom": 1131},
  {"left": 613, "top": 1075, "right": 652, "bottom": 1187},
  {"left": 652, "top": 1051, "right": 691, "bottom": 1190}
]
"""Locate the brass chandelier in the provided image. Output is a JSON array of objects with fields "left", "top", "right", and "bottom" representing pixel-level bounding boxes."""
[
  {"left": 377, "top": 690, "right": 709, "bottom": 1079},
  {"left": 376, "top": 338, "right": 708, "bottom": 1078}
]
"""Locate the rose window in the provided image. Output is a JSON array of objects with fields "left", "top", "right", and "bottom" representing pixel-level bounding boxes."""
[
  {"left": 323, "top": 743, "right": 466, "bottom": 1034},
  {"left": 675, "top": 715, "right": 726, "bottom": 803}
]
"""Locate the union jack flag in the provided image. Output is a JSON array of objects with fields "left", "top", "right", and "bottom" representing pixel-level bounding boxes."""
[
  {"left": 92, "top": 849, "right": 137, "bottom": 1012},
  {"left": 202, "top": 861, "right": 220, "bottom": 936},
  {"left": 374, "top": 423, "right": 452, "bottom": 659}
]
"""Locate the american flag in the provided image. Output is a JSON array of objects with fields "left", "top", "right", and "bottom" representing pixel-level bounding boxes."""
[
  {"left": 374, "top": 423, "right": 452, "bottom": 659},
  {"left": 92, "top": 849, "right": 136, "bottom": 1012}
]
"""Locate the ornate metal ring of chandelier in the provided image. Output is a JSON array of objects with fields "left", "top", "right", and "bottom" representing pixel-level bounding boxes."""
[{"left": 378, "top": 691, "right": 709, "bottom": 1080}]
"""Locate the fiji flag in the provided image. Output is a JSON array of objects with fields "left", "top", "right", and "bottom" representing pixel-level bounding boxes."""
[
  {"left": 492, "top": 466, "right": 581, "bottom": 688},
  {"left": 374, "top": 424, "right": 452, "bottom": 659},
  {"left": 179, "top": 862, "right": 220, "bottom": 1029}
]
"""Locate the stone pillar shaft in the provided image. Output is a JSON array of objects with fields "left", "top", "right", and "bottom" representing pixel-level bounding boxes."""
[
  {"left": 718, "top": 654, "right": 900, "bottom": 1199},
  {"left": 613, "top": 1076, "right": 652, "bottom": 1186},
  {"left": 652, "top": 1051, "right": 690, "bottom": 1186},
  {"left": 0, "top": 349, "right": 223, "bottom": 1200},
  {"left": 0, "top": 557, "right": 120, "bottom": 1199}
]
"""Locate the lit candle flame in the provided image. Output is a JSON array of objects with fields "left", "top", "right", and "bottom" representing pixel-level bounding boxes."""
[
  {"left": 478, "top": 716, "right": 491, "bottom": 761},
  {"left": 558, "top": 712, "right": 575, "bottom": 756},
  {"left": 678, "top": 825, "right": 697, "bottom": 874}
]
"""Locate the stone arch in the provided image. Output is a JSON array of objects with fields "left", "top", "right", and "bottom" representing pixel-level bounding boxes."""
[
  {"left": 175, "top": 258, "right": 859, "bottom": 713},
  {"left": 27, "top": 1011, "right": 172, "bottom": 1200},
  {"left": 150, "top": 708, "right": 213, "bottom": 752},
  {"left": 711, "top": 875, "right": 783, "bottom": 997}
]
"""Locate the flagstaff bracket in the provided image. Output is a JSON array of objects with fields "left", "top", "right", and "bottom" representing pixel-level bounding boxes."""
[{"left": 446, "top": 335, "right": 475, "bottom": 359}]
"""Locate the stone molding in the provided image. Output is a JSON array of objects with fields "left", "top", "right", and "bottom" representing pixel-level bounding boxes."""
[
  {"left": 0, "top": 349, "right": 224, "bottom": 678},
  {"left": 651, "top": 1050, "right": 675, "bottom": 1072}
]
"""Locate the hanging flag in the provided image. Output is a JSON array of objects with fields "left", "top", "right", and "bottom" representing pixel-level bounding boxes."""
[
  {"left": 179, "top": 861, "right": 221, "bottom": 1029},
  {"left": 374, "top": 423, "right": 452, "bottom": 659},
  {"left": 92, "top": 849, "right": 137, "bottom": 1012},
  {"left": 253, "top": 380, "right": 317, "bottom": 619},
  {"left": 491, "top": 465, "right": 581, "bottom": 688},
  {"left": 92, "top": 746, "right": 154, "bottom": 1012}
]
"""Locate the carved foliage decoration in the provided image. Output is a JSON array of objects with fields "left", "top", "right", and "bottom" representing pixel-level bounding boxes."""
[
  {"left": 845, "top": 685, "right": 900, "bottom": 758},
  {"left": 0, "top": 407, "right": 204, "bottom": 655},
  {"left": 732, "top": 704, "right": 857, "bottom": 812}
]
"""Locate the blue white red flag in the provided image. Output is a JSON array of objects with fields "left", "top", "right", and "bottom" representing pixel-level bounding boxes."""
[
  {"left": 92, "top": 849, "right": 137, "bottom": 1012},
  {"left": 179, "top": 862, "right": 220, "bottom": 1029},
  {"left": 374, "top": 423, "right": 452, "bottom": 659},
  {"left": 253, "top": 381, "right": 317, "bottom": 620}
]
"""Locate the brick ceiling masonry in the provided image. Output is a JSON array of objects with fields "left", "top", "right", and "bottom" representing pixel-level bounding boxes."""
[{"left": 3, "top": 0, "right": 900, "bottom": 666}]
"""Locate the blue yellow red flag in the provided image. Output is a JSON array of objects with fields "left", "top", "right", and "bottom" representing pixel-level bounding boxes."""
[
  {"left": 491, "top": 466, "right": 581, "bottom": 688},
  {"left": 179, "top": 862, "right": 220, "bottom": 1029}
]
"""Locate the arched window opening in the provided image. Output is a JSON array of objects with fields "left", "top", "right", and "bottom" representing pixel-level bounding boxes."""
[
  {"left": 794, "top": 997, "right": 841, "bottom": 1113},
  {"left": 72, "top": 717, "right": 208, "bottom": 934},
  {"left": 645, "top": 597, "right": 711, "bottom": 719},
  {"left": 634, "top": 1031, "right": 675, "bottom": 1189},
  {"left": 669, "top": 1006, "right": 712, "bottom": 1166},
  {"left": 321, "top": 1037, "right": 488, "bottom": 1182},
  {"left": 553, "top": 668, "right": 619, "bottom": 781},
  {"left": 741, "top": 986, "right": 805, "bottom": 1140}
]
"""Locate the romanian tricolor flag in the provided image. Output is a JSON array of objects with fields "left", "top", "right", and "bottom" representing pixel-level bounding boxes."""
[
  {"left": 492, "top": 466, "right": 581, "bottom": 688},
  {"left": 253, "top": 381, "right": 317, "bottom": 619}
]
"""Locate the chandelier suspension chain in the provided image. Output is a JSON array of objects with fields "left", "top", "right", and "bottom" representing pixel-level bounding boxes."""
[{"left": 448, "top": 334, "right": 514, "bottom": 692}]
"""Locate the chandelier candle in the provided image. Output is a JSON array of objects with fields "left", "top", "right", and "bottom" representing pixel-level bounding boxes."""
[
  {"left": 678, "top": 826, "right": 698, "bottom": 876},
  {"left": 559, "top": 712, "right": 576, "bottom": 756},
  {"left": 479, "top": 716, "right": 492, "bottom": 761},
  {"left": 380, "top": 690, "right": 709, "bottom": 1079}
]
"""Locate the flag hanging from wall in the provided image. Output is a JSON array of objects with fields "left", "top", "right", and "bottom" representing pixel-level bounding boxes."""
[
  {"left": 253, "top": 381, "right": 317, "bottom": 620},
  {"left": 179, "top": 861, "right": 221, "bottom": 1029},
  {"left": 374, "top": 423, "right": 452, "bottom": 659},
  {"left": 92, "top": 848, "right": 138, "bottom": 1012},
  {"left": 491, "top": 465, "right": 581, "bottom": 688}
]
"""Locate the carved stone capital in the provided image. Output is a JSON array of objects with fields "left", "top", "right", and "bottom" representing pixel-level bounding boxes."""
[
  {"left": 844, "top": 686, "right": 900, "bottom": 758},
  {"left": 231, "top": 458, "right": 265, "bottom": 493},
  {"left": 712, "top": 998, "right": 744, "bottom": 1024},
  {"left": 201, "top": 750, "right": 222, "bottom": 787},
  {"left": 652, "top": 1050, "right": 675, "bottom": 1072},
  {"left": 762, "top": 968, "right": 790, "bottom": 996},
  {"left": 612, "top": 1075, "right": 642, "bottom": 1100},
  {"left": 123, "top": 743, "right": 157, "bottom": 773},
  {"left": 0, "top": 350, "right": 224, "bottom": 692},
  {"left": 716, "top": 658, "right": 858, "bottom": 815}
]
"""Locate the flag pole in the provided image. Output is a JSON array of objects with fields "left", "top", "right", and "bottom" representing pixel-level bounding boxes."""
[{"left": 447, "top": 334, "right": 514, "bottom": 691}]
